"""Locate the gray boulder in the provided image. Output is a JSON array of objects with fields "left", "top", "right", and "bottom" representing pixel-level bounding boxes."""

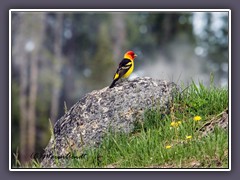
[{"left": 40, "top": 77, "right": 177, "bottom": 167}]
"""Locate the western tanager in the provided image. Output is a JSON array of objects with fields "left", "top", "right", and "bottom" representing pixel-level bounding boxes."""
[{"left": 109, "top": 50, "right": 137, "bottom": 88}]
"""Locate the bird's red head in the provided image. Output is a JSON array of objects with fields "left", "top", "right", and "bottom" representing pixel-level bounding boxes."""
[{"left": 124, "top": 50, "right": 137, "bottom": 60}]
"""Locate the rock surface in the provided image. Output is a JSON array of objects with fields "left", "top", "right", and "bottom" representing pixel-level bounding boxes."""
[
  {"left": 40, "top": 77, "right": 177, "bottom": 167},
  {"left": 199, "top": 109, "right": 228, "bottom": 137}
]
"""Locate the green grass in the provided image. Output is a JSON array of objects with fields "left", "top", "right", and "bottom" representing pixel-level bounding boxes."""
[{"left": 14, "top": 81, "right": 229, "bottom": 168}]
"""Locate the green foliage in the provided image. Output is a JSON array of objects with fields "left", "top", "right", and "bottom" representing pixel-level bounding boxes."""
[
  {"left": 180, "top": 80, "right": 228, "bottom": 116},
  {"left": 133, "top": 109, "right": 165, "bottom": 132}
]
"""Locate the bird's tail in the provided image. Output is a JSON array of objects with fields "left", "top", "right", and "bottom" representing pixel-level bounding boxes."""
[{"left": 109, "top": 79, "right": 117, "bottom": 88}]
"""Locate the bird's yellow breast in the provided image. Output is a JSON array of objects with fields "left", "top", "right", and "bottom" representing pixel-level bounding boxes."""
[{"left": 122, "top": 61, "right": 134, "bottom": 78}]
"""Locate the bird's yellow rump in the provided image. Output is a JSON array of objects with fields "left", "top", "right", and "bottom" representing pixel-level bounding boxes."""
[{"left": 109, "top": 51, "right": 137, "bottom": 88}]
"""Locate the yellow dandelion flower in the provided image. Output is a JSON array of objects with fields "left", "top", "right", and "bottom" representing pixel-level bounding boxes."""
[
  {"left": 170, "top": 121, "right": 176, "bottom": 126},
  {"left": 170, "top": 121, "right": 179, "bottom": 128},
  {"left": 186, "top": 135, "right": 192, "bottom": 140},
  {"left": 193, "top": 116, "right": 202, "bottom": 121},
  {"left": 165, "top": 145, "right": 172, "bottom": 149},
  {"left": 170, "top": 121, "right": 182, "bottom": 128},
  {"left": 177, "top": 121, "right": 182, "bottom": 125}
]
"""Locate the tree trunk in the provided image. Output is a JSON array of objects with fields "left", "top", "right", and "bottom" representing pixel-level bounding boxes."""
[
  {"left": 19, "top": 46, "right": 28, "bottom": 163},
  {"left": 27, "top": 13, "right": 45, "bottom": 159}
]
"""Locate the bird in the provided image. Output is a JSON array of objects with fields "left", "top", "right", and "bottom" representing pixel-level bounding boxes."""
[{"left": 109, "top": 50, "right": 137, "bottom": 88}]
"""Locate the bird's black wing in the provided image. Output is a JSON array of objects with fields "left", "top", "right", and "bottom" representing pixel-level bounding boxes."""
[
  {"left": 116, "top": 58, "right": 132, "bottom": 78},
  {"left": 109, "top": 58, "right": 132, "bottom": 88}
]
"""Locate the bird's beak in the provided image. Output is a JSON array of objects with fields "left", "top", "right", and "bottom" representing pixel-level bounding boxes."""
[{"left": 134, "top": 54, "right": 137, "bottom": 57}]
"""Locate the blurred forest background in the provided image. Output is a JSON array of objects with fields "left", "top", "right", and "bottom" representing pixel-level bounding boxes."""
[{"left": 11, "top": 11, "right": 229, "bottom": 164}]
